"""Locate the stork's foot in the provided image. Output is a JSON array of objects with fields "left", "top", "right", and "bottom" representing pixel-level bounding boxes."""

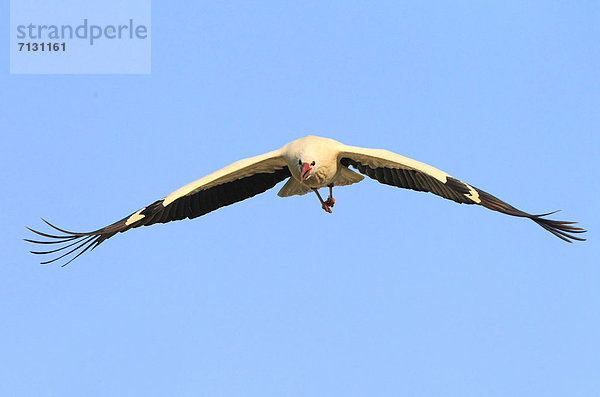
[
  {"left": 321, "top": 203, "right": 333, "bottom": 213},
  {"left": 325, "top": 196, "right": 335, "bottom": 208}
]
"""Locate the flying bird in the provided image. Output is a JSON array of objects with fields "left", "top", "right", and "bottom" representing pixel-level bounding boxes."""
[{"left": 26, "top": 135, "right": 585, "bottom": 266}]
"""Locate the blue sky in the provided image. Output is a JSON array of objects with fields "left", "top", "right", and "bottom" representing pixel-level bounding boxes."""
[{"left": 2, "top": 2, "right": 599, "bottom": 396}]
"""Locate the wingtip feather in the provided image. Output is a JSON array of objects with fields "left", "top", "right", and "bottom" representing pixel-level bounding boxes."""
[{"left": 25, "top": 220, "right": 107, "bottom": 266}]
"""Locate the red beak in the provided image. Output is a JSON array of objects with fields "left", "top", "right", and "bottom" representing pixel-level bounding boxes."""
[{"left": 300, "top": 162, "right": 312, "bottom": 181}]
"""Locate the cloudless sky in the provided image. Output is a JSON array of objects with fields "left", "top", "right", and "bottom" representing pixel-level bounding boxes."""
[{"left": 2, "top": 2, "right": 599, "bottom": 396}]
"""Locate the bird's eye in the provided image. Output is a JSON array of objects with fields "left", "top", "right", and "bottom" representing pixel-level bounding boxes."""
[
  {"left": 310, "top": 161, "right": 315, "bottom": 166},
  {"left": 298, "top": 159, "right": 302, "bottom": 165}
]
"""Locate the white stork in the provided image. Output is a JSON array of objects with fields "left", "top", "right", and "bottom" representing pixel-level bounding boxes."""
[{"left": 27, "top": 135, "right": 585, "bottom": 265}]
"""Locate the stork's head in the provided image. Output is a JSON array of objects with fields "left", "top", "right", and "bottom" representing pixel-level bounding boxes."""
[
  {"left": 298, "top": 158, "right": 316, "bottom": 181},
  {"left": 282, "top": 135, "right": 338, "bottom": 183}
]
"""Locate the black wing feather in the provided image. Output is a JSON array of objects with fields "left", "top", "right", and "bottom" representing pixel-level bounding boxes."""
[
  {"left": 26, "top": 167, "right": 291, "bottom": 266},
  {"left": 341, "top": 157, "right": 585, "bottom": 243}
]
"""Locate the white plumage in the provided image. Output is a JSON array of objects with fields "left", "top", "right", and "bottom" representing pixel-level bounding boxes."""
[{"left": 26, "top": 135, "right": 585, "bottom": 265}]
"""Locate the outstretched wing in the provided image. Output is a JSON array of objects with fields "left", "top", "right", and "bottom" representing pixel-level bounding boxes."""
[
  {"left": 338, "top": 144, "right": 586, "bottom": 243},
  {"left": 26, "top": 149, "right": 291, "bottom": 266}
]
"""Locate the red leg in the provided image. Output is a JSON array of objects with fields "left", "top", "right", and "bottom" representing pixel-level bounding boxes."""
[
  {"left": 325, "top": 184, "right": 335, "bottom": 207},
  {"left": 312, "top": 189, "right": 332, "bottom": 213}
]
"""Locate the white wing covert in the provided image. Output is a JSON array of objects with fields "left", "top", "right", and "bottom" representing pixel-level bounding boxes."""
[
  {"left": 26, "top": 150, "right": 291, "bottom": 266},
  {"left": 338, "top": 145, "right": 585, "bottom": 242}
]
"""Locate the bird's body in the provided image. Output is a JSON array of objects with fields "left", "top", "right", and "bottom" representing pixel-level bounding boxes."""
[{"left": 27, "top": 135, "right": 585, "bottom": 265}]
